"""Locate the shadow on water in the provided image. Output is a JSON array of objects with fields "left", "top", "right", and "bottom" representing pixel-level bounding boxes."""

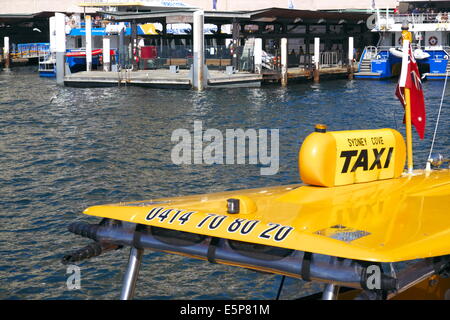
[{"left": 0, "top": 68, "right": 449, "bottom": 299}]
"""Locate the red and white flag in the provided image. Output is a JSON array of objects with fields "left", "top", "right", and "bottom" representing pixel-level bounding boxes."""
[{"left": 395, "top": 43, "right": 426, "bottom": 139}]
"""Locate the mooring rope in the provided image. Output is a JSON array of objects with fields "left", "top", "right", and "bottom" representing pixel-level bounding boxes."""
[{"left": 427, "top": 69, "right": 448, "bottom": 164}]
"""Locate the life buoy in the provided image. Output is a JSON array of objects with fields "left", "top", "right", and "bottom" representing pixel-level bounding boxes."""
[{"left": 429, "top": 36, "right": 438, "bottom": 46}]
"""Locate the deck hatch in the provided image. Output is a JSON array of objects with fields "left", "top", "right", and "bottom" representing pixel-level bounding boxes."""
[{"left": 314, "top": 225, "right": 370, "bottom": 243}]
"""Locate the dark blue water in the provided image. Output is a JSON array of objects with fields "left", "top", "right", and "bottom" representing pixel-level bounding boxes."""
[{"left": 0, "top": 68, "right": 448, "bottom": 299}]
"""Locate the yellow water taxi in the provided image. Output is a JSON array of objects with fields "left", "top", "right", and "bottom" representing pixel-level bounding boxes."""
[
  {"left": 63, "top": 40, "right": 450, "bottom": 300},
  {"left": 63, "top": 124, "right": 450, "bottom": 300}
]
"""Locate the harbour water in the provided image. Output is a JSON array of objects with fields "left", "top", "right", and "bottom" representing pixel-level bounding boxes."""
[{"left": 0, "top": 67, "right": 449, "bottom": 299}]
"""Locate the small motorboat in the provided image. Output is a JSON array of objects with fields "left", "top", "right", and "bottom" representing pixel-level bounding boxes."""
[
  {"left": 389, "top": 47, "right": 431, "bottom": 60},
  {"left": 65, "top": 49, "right": 115, "bottom": 73},
  {"left": 65, "top": 48, "right": 104, "bottom": 58},
  {"left": 38, "top": 56, "right": 56, "bottom": 77}
]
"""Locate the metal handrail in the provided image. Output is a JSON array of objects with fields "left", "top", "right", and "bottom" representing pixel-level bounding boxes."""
[
  {"left": 362, "top": 46, "right": 378, "bottom": 60},
  {"left": 319, "top": 51, "right": 343, "bottom": 68},
  {"left": 379, "top": 13, "right": 450, "bottom": 24}
]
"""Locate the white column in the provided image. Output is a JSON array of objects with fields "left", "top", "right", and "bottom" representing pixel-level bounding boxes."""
[
  {"left": 55, "top": 13, "right": 66, "bottom": 85},
  {"left": 281, "top": 38, "right": 288, "bottom": 86},
  {"left": 3, "top": 36, "right": 10, "bottom": 70},
  {"left": 314, "top": 37, "right": 320, "bottom": 82},
  {"left": 314, "top": 37, "right": 320, "bottom": 69},
  {"left": 103, "top": 37, "right": 110, "bottom": 71},
  {"left": 193, "top": 10, "right": 205, "bottom": 91},
  {"left": 348, "top": 37, "right": 354, "bottom": 63},
  {"left": 3, "top": 36, "right": 9, "bottom": 55},
  {"left": 85, "top": 15, "right": 92, "bottom": 72},
  {"left": 49, "top": 16, "right": 56, "bottom": 54},
  {"left": 254, "top": 38, "right": 262, "bottom": 74},
  {"left": 348, "top": 37, "right": 354, "bottom": 79}
]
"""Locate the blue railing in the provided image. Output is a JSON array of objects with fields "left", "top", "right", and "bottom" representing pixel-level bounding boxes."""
[{"left": 358, "top": 47, "right": 367, "bottom": 72}]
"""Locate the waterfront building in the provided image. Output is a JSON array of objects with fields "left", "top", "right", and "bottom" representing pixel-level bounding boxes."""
[{"left": 1, "top": 0, "right": 401, "bottom": 15}]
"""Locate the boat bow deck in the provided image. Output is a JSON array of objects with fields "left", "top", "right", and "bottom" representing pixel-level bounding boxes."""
[{"left": 83, "top": 169, "right": 450, "bottom": 263}]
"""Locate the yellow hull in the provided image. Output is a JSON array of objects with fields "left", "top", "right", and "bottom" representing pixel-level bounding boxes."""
[
  {"left": 83, "top": 168, "right": 450, "bottom": 263},
  {"left": 338, "top": 276, "right": 450, "bottom": 300},
  {"left": 390, "top": 275, "right": 450, "bottom": 300}
]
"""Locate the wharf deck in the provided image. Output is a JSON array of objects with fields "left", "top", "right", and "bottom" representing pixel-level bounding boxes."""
[
  {"left": 262, "top": 66, "right": 354, "bottom": 82},
  {"left": 64, "top": 69, "right": 262, "bottom": 89},
  {"left": 288, "top": 66, "right": 354, "bottom": 79}
]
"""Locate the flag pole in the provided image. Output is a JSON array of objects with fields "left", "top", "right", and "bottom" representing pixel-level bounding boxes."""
[
  {"left": 401, "top": 39, "right": 414, "bottom": 173},
  {"left": 405, "top": 87, "right": 414, "bottom": 173}
]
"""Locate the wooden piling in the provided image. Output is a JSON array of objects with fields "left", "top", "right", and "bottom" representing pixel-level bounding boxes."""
[
  {"left": 313, "top": 68, "right": 320, "bottom": 82},
  {"left": 347, "top": 65, "right": 354, "bottom": 80}
]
